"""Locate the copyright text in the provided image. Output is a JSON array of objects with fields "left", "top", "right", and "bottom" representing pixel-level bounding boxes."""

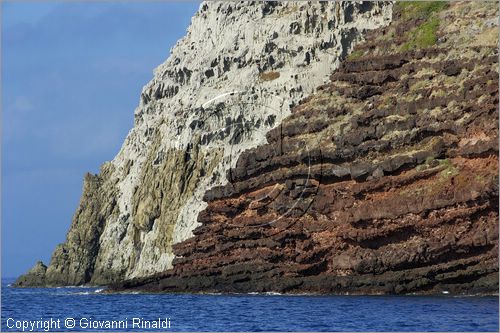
[{"left": 5, "top": 317, "right": 172, "bottom": 331}]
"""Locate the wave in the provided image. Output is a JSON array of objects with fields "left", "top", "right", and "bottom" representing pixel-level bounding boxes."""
[{"left": 246, "top": 291, "right": 283, "bottom": 296}]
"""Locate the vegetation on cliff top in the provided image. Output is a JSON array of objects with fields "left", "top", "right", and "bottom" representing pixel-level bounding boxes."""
[
  {"left": 397, "top": 1, "right": 449, "bottom": 50},
  {"left": 401, "top": 17, "right": 440, "bottom": 50},
  {"left": 347, "top": 49, "right": 365, "bottom": 61},
  {"left": 397, "top": 1, "right": 448, "bottom": 20}
]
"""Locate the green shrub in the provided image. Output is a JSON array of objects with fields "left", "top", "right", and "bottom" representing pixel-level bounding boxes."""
[
  {"left": 347, "top": 49, "right": 365, "bottom": 60},
  {"left": 397, "top": 1, "right": 449, "bottom": 51},
  {"left": 401, "top": 17, "right": 440, "bottom": 50}
]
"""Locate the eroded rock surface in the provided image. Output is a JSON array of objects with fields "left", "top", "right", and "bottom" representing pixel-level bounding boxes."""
[
  {"left": 111, "top": 1, "right": 499, "bottom": 295},
  {"left": 14, "top": 261, "right": 47, "bottom": 287},
  {"left": 15, "top": 1, "right": 392, "bottom": 287}
]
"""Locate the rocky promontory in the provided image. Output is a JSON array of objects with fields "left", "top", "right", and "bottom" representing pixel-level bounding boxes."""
[
  {"left": 109, "top": 1, "right": 499, "bottom": 295},
  {"left": 15, "top": 1, "right": 393, "bottom": 287}
]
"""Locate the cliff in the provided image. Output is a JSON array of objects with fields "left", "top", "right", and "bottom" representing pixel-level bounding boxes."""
[
  {"left": 109, "top": 1, "right": 499, "bottom": 295},
  {"left": 15, "top": 1, "right": 393, "bottom": 287}
]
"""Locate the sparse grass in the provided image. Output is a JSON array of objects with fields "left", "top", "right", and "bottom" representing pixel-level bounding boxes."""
[
  {"left": 385, "top": 114, "right": 407, "bottom": 122},
  {"left": 430, "top": 89, "right": 446, "bottom": 98},
  {"left": 347, "top": 49, "right": 365, "bottom": 61},
  {"left": 438, "top": 159, "right": 459, "bottom": 178},
  {"left": 259, "top": 71, "right": 280, "bottom": 82},
  {"left": 425, "top": 156, "right": 435, "bottom": 165},
  {"left": 411, "top": 158, "right": 459, "bottom": 198},
  {"left": 415, "top": 156, "right": 435, "bottom": 171},
  {"left": 412, "top": 67, "right": 437, "bottom": 79},
  {"left": 379, "top": 95, "right": 397, "bottom": 109},
  {"left": 397, "top": 1, "right": 449, "bottom": 20},
  {"left": 415, "top": 157, "right": 457, "bottom": 174},
  {"left": 424, "top": 159, "right": 460, "bottom": 194},
  {"left": 409, "top": 79, "right": 428, "bottom": 92},
  {"left": 398, "top": 1, "right": 449, "bottom": 51},
  {"left": 401, "top": 17, "right": 440, "bottom": 50}
]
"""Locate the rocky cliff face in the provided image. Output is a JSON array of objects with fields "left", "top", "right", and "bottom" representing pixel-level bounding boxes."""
[
  {"left": 15, "top": 1, "right": 393, "bottom": 287},
  {"left": 109, "top": 1, "right": 499, "bottom": 295}
]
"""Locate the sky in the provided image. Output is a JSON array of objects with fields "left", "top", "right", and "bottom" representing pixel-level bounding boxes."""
[{"left": 2, "top": 1, "right": 200, "bottom": 278}]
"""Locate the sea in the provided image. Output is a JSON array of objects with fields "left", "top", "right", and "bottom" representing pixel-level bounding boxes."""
[{"left": 1, "top": 279, "right": 498, "bottom": 332}]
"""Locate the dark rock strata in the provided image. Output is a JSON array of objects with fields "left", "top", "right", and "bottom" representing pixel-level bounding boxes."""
[{"left": 116, "top": 2, "right": 499, "bottom": 294}]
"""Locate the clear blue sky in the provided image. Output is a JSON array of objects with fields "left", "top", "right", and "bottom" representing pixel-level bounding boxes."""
[{"left": 2, "top": 1, "right": 200, "bottom": 278}]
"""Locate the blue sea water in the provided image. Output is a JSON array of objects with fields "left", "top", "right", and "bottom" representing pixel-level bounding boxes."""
[{"left": 1, "top": 279, "right": 498, "bottom": 332}]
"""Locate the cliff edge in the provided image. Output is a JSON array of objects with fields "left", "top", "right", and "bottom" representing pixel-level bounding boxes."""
[
  {"left": 15, "top": 1, "right": 392, "bottom": 287},
  {"left": 109, "top": 1, "right": 499, "bottom": 295}
]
